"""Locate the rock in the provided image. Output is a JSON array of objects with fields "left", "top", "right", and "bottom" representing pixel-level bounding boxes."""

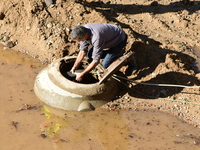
[
  {"left": 151, "top": 1, "right": 159, "bottom": 6},
  {"left": 47, "top": 23, "right": 52, "bottom": 28},
  {"left": 0, "top": 34, "right": 3, "bottom": 40},
  {"left": 4, "top": 41, "right": 15, "bottom": 48},
  {"left": 196, "top": 73, "right": 200, "bottom": 80},
  {"left": 45, "top": 0, "right": 53, "bottom": 5},
  {"left": 0, "top": 12, "right": 5, "bottom": 20},
  {"left": 3, "top": 35, "right": 10, "bottom": 42},
  {"left": 26, "top": 26, "right": 31, "bottom": 30}
]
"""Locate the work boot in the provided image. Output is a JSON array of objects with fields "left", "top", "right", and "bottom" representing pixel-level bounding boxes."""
[{"left": 125, "top": 56, "right": 137, "bottom": 76}]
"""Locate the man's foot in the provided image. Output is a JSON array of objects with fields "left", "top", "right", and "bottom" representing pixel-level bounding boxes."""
[
  {"left": 125, "top": 66, "right": 137, "bottom": 76},
  {"left": 125, "top": 56, "right": 137, "bottom": 76}
]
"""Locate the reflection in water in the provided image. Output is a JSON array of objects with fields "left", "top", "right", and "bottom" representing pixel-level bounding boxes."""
[
  {"left": 41, "top": 105, "right": 200, "bottom": 150},
  {"left": 40, "top": 106, "right": 129, "bottom": 150}
]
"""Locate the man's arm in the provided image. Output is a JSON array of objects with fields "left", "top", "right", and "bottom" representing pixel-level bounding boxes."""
[
  {"left": 75, "top": 61, "right": 99, "bottom": 81},
  {"left": 71, "top": 50, "right": 86, "bottom": 74}
]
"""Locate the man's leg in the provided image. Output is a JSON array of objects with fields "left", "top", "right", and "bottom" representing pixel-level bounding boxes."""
[
  {"left": 125, "top": 56, "right": 137, "bottom": 75},
  {"left": 87, "top": 45, "right": 124, "bottom": 68},
  {"left": 102, "top": 35, "right": 127, "bottom": 68},
  {"left": 102, "top": 46, "right": 125, "bottom": 68}
]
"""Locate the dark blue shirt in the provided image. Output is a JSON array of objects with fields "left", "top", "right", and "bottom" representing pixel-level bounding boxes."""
[{"left": 79, "top": 23, "right": 126, "bottom": 63}]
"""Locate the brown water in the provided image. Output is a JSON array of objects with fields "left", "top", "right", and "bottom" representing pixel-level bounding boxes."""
[{"left": 0, "top": 45, "right": 200, "bottom": 150}]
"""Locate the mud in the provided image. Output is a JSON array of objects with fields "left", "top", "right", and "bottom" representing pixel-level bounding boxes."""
[{"left": 1, "top": 45, "right": 200, "bottom": 150}]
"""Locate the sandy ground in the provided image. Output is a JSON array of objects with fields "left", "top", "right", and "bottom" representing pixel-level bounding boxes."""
[{"left": 0, "top": 0, "right": 200, "bottom": 127}]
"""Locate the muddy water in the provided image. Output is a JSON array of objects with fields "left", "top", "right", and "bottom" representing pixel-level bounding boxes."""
[{"left": 0, "top": 45, "right": 200, "bottom": 150}]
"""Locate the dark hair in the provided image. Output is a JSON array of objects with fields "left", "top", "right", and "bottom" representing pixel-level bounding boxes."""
[{"left": 70, "top": 25, "right": 88, "bottom": 40}]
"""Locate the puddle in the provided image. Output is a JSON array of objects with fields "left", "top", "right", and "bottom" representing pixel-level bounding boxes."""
[
  {"left": 0, "top": 45, "right": 200, "bottom": 150},
  {"left": 41, "top": 106, "right": 200, "bottom": 150}
]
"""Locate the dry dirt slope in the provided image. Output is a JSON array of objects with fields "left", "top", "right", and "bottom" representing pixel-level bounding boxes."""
[
  {"left": 0, "top": 0, "right": 200, "bottom": 126},
  {"left": 0, "top": 0, "right": 199, "bottom": 62}
]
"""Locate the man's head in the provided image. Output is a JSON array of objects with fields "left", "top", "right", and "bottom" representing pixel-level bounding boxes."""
[{"left": 70, "top": 25, "right": 89, "bottom": 41}]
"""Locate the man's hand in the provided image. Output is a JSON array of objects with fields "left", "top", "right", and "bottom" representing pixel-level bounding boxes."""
[
  {"left": 70, "top": 67, "right": 76, "bottom": 74},
  {"left": 74, "top": 72, "right": 84, "bottom": 82},
  {"left": 71, "top": 61, "right": 99, "bottom": 82}
]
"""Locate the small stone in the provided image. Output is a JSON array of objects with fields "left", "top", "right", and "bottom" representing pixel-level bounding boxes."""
[
  {"left": 42, "top": 35, "right": 47, "bottom": 40},
  {"left": 156, "top": 34, "right": 160, "bottom": 37},
  {"left": 26, "top": 26, "right": 31, "bottom": 30},
  {"left": 47, "top": 23, "right": 52, "bottom": 28},
  {"left": 66, "top": 28, "right": 70, "bottom": 32},
  {"left": 3, "top": 35, "right": 10, "bottom": 42},
  {"left": 193, "top": 124, "right": 198, "bottom": 128},
  {"left": 0, "top": 12, "right": 5, "bottom": 20},
  {"left": 4, "top": 41, "right": 14, "bottom": 48},
  {"left": 146, "top": 122, "right": 151, "bottom": 125},
  {"left": 45, "top": 0, "right": 53, "bottom": 5},
  {"left": 196, "top": 73, "right": 200, "bottom": 80},
  {"left": 34, "top": 55, "right": 39, "bottom": 59},
  {"left": 151, "top": 1, "right": 159, "bottom": 6}
]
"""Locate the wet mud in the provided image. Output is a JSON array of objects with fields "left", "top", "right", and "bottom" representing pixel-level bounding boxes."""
[{"left": 0, "top": 45, "right": 200, "bottom": 150}]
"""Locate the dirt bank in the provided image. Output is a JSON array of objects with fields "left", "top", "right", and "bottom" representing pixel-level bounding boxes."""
[{"left": 0, "top": 0, "right": 199, "bottom": 127}]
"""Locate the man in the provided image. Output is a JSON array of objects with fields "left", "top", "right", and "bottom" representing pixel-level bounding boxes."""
[{"left": 70, "top": 23, "right": 136, "bottom": 81}]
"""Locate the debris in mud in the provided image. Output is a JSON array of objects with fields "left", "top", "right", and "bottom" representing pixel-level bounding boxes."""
[
  {"left": 176, "top": 133, "right": 200, "bottom": 145},
  {"left": 11, "top": 121, "right": 18, "bottom": 130},
  {"left": 173, "top": 140, "right": 183, "bottom": 144},
  {"left": 16, "top": 103, "right": 41, "bottom": 112},
  {"left": 41, "top": 133, "right": 47, "bottom": 138},
  {"left": 16, "top": 104, "right": 32, "bottom": 112},
  {"left": 146, "top": 122, "right": 151, "bottom": 125},
  {"left": 194, "top": 138, "right": 200, "bottom": 145}
]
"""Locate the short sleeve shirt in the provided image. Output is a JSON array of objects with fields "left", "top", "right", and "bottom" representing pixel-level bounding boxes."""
[{"left": 79, "top": 23, "right": 126, "bottom": 63}]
